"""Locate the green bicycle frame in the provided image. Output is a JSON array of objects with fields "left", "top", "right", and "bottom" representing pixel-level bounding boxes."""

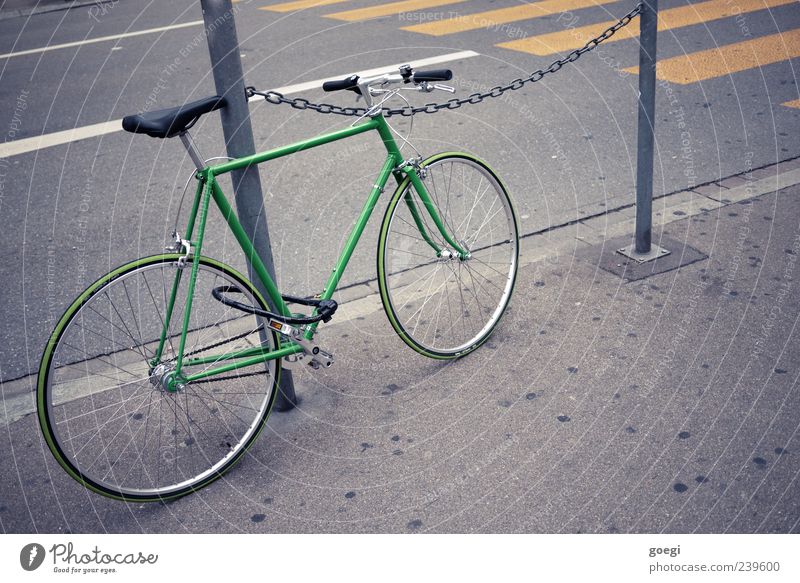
[{"left": 153, "top": 114, "right": 466, "bottom": 386}]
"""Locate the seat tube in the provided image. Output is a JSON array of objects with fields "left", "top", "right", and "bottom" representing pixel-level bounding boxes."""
[
  {"left": 150, "top": 175, "right": 205, "bottom": 366},
  {"left": 175, "top": 173, "right": 215, "bottom": 374}
]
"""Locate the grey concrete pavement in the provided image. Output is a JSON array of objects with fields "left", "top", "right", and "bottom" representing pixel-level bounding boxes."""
[
  {"left": 2, "top": 0, "right": 799, "bottom": 384},
  {"left": 1, "top": 0, "right": 798, "bottom": 534},
  {"left": 1, "top": 162, "right": 798, "bottom": 533},
  {"left": 0, "top": 1, "right": 120, "bottom": 21}
]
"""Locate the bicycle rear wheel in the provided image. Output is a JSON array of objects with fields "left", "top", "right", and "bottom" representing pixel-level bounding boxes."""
[
  {"left": 378, "top": 152, "right": 519, "bottom": 358},
  {"left": 37, "top": 254, "right": 281, "bottom": 501}
]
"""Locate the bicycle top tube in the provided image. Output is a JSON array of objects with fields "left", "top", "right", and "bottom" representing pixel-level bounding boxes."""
[{"left": 207, "top": 117, "right": 385, "bottom": 177}]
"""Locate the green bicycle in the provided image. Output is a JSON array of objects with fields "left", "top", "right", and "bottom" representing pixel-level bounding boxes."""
[{"left": 37, "top": 66, "right": 519, "bottom": 501}]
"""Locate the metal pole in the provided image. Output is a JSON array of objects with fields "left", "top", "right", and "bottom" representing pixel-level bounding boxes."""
[
  {"left": 200, "top": 0, "right": 297, "bottom": 410},
  {"left": 634, "top": 0, "right": 657, "bottom": 254},
  {"left": 619, "top": 0, "right": 668, "bottom": 263}
]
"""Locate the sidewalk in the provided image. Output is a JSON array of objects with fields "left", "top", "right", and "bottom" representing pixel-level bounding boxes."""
[
  {"left": 1, "top": 163, "right": 798, "bottom": 533},
  {"left": 0, "top": 0, "right": 102, "bottom": 20}
]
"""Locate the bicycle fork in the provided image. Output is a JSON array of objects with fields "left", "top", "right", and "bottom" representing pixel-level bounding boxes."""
[
  {"left": 401, "top": 166, "right": 470, "bottom": 260},
  {"left": 374, "top": 116, "right": 468, "bottom": 260}
]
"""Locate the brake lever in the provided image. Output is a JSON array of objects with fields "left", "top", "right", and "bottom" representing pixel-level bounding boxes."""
[{"left": 417, "top": 82, "right": 455, "bottom": 93}]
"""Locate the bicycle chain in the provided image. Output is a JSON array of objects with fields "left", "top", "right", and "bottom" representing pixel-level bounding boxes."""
[
  {"left": 166, "top": 323, "right": 273, "bottom": 385},
  {"left": 245, "top": 3, "right": 642, "bottom": 118},
  {"left": 182, "top": 323, "right": 266, "bottom": 360}
]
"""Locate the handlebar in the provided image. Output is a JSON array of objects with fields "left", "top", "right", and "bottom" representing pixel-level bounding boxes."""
[
  {"left": 412, "top": 69, "right": 452, "bottom": 83},
  {"left": 322, "top": 75, "right": 360, "bottom": 93},
  {"left": 321, "top": 67, "right": 453, "bottom": 93}
]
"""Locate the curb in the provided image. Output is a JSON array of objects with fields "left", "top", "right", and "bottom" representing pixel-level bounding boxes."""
[
  {"left": 330, "top": 156, "right": 800, "bottom": 322},
  {"left": 2, "top": 157, "right": 800, "bottom": 424},
  {"left": 0, "top": 0, "right": 113, "bottom": 22}
]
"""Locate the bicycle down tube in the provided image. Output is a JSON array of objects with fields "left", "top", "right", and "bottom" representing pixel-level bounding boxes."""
[{"left": 153, "top": 114, "right": 464, "bottom": 384}]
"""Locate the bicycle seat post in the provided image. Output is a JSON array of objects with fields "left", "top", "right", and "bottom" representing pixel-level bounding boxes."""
[{"left": 179, "top": 131, "right": 206, "bottom": 171}]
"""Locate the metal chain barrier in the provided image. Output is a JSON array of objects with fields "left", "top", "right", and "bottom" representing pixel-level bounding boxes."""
[
  {"left": 246, "top": 2, "right": 643, "bottom": 117},
  {"left": 206, "top": 3, "right": 643, "bottom": 384}
]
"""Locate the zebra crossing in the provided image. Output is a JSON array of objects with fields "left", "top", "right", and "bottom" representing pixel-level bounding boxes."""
[
  {"left": 624, "top": 28, "right": 800, "bottom": 84},
  {"left": 495, "top": 0, "right": 795, "bottom": 55},
  {"left": 256, "top": 0, "right": 800, "bottom": 96}
]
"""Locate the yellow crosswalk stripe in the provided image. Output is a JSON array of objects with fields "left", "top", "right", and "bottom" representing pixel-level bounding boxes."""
[
  {"left": 326, "top": 0, "right": 466, "bottom": 22},
  {"left": 402, "top": 0, "right": 618, "bottom": 36},
  {"left": 498, "top": 0, "right": 796, "bottom": 56},
  {"left": 782, "top": 99, "right": 800, "bottom": 108},
  {"left": 623, "top": 29, "right": 800, "bottom": 84},
  {"left": 259, "top": 0, "right": 352, "bottom": 13}
]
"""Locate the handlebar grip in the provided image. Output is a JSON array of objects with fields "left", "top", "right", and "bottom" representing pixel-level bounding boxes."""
[
  {"left": 412, "top": 69, "right": 453, "bottom": 83},
  {"left": 322, "top": 75, "right": 360, "bottom": 92}
]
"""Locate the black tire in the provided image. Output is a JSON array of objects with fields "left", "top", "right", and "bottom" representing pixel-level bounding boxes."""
[
  {"left": 37, "top": 255, "right": 281, "bottom": 501},
  {"left": 377, "top": 153, "right": 519, "bottom": 359}
]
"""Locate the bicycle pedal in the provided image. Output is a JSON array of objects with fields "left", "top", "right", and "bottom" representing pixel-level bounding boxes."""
[{"left": 308, "top": 347, "right": 334, "bottom": 369}]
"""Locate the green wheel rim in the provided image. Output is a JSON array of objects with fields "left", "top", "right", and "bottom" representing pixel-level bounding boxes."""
[
  {"left": 37, "top": 254, "right": 281, "bottom": 502},
  {"left": 377, "top": 153, "right": 519, "bottom": 359}
]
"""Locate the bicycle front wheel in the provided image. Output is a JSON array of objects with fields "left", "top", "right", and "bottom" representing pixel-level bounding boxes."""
[
  {"left": 378, "top": 153, "right": 519, "bottom": 358},
  {"left": 37, "top": 255, "right": 281, "bottom": 501}
]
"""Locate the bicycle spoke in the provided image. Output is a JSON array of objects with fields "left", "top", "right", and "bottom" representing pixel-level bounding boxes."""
[
  {"left": 58, "top": 387, "right": 154, "bottom": 439},
  {"left": 186, "top": 384, "right": 257, "bottom": 429},
  {"left": 42, "top": 258, "right": 277, "bottom": 499},
  {"left": 99, "top": 397, "right": 158, "bottom": 482},
  {"left": 387, "top": 246, "right": 434, "bottom": 259},
  {"left": 469, "top": 255, "right": 513, "bottom": 280},
  {"left": 428, "top": 165, "right": 459, "bottom": 244},
  {"left": 84, "top": 303, "right": 148, "bottom": 362},
  {"left": 467, "top": 200, "right": 504, "bottom": 248},
  {"left": 381, "top": 156, "right": 517, "bottom": 355},
  {"left": 122, "top": 279, "right": 147, "bottom": 351},
  {"left": 125, "top": 390, "right": 155, "bottom": 488},
  {"left": 409, "top": 263, "right": 443, "bottom": 338},
  {"left": 392, "top": 263, "right": 442, "bottom": 315},
  {"left": 74, "top": 391, "right": 154, "bottom": 468},
  {"left": 103, "top": 291, "right": 149, "bottom": 361},
  {"left": 143, "top": 270, "right": 177, "bottom": 359}
]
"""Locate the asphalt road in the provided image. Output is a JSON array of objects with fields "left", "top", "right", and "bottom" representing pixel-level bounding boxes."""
[
  {"left": 1, "top": 0, "right": 799, "bottom": 536},
  {"left": 0, "top": 1, "right": 798, "bottom": 383},
  {"left": 2, "top": 180, "right": 798, "bottom": 534}
]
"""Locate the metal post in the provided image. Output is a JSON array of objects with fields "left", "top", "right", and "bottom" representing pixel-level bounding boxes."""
[
  {"left": 618, "top": 0, "right": 669, "bottom": 263},
  {"left": 200, "top": 0, "right": 298, "bottom": 410},
  {"left": 635, "top": 0, "right": 657, "bottom": 254}
]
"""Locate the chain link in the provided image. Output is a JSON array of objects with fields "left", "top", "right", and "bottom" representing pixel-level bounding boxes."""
[
  {"left": 246, "top": 2, "right": 642, "bottom": 118},
  {"left": 190, "top": 3, "right": 643, "bottom": 384}
]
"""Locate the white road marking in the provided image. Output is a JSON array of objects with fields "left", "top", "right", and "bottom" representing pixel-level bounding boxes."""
[
  {"left": 0, "top": 20, "right": 204, "bottom": 60},
  {"left": 0, "top": 50, "right": 480, "bottom": 159},
  {"left": 0, "top": 120, "right": 122, "bottom": 159}
]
